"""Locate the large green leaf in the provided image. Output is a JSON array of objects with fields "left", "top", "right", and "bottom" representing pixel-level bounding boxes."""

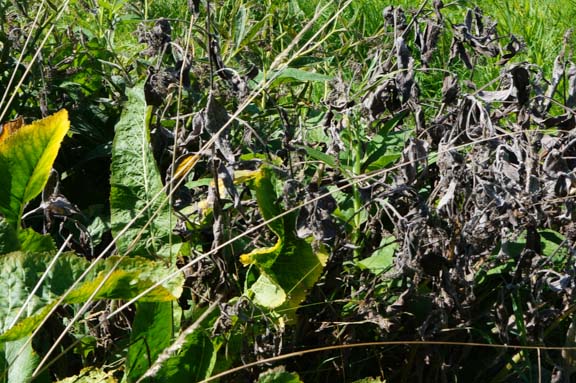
[
  {"left": 125, "top": 302, "right": 173, "bottom": 382},
  {"left": 2, "top": 337, "right": 38, "bottom": 383},
  {"left": 110, "top": 85, "right": 178, "bottom": 260},
  {"left": 356, "top": 236, "right": 397, "bottom": 274},
  {"left": 152, "top": 307, "right": 225, "bottom": 383},
  {"left": 240, "top": 167, "right": 327, "bottom": 319},
  {"left": 0, "top": 251, "right": 183, "bottom": 342},
  {"left": 0, "top": 218, "right": 19, "bottom": 255},
  {"left": 254, "top": 67, "right": 333, "bottom": 87},
  {"left": 0, "top": 110, "right": 70, "bottom": 229},
  {"left": 16, "top": 229, "right": 55, "bottom": 254}
]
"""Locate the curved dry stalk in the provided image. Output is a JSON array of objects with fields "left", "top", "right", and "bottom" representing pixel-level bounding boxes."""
[{"left": 197, "top": 340, "right": 576, "bottom": 383}]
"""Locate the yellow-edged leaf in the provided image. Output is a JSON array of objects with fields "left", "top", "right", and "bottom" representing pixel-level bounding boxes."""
[
  {"left": 0, "top": 110, "right": 70, "bottom": 228},
  {"left": 173, "top": 153, "right": 200, "bottom": 180}
]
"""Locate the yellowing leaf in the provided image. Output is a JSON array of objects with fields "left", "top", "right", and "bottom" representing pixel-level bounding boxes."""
[
  {"left": 0, "top": 116, "right": 24, "bottom": 143},
  {"left": 173, "top": 153, "right": 200, "bottom": 180},
  {"left": 240, "top": 239, "right": 282, "bottom": 268},
  {"left": 240, "top": 166, "right": 327, "bottom": 321},
  {"left": 0, "top": 110, "right": 70, "bottom": 228},
  {"left": 233, "top": 169, "right": 262, "bottom": 183},
  {"left": 0, "top": 252, "right": 183, "bottom": 341}
]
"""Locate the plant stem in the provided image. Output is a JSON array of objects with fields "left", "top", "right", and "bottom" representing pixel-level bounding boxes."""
[{"left": 352, "top": 118, "right": 362, "bottom": 261}]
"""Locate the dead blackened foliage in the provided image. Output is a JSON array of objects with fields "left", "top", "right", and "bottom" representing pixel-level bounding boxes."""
[
  {"left": 448, "top": 7, "right": 525, "bottom": 69},
  {"left": 382, "top": 6, "right": 407, "bottom": 33},
  {"left": 144, "top": 65, "right": 179, "bottom": 107},
  {"left": 294, "top": 5, "right": 576, "bottom": 381},
  {"left": 137, "top": 18, "right": 193, "bottom": 108},
  {"left": 209, "top": 36, "right": 250, "bottom": 99},
  {"left": 35, "top": 169, "right": 94, "bottom": 257},
  {"left": 123, "top": 3, "right": 576, "bottom": 381},
  {"left": 137, "top": 18, "right": 172, "bottom": 57},
  {"left": 297, "top": 186, "right": 338, "bottom": 242},
  {"left": 362, "top": 36, "right": 419, "bottom": 122}
]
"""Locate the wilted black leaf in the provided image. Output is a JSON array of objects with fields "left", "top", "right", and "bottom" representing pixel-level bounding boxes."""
[
  {"left": 441, "top": 75, "right": 459, "bottom": 105},
  {"left": 205, "top": 92, "right": 235, "bottom": 164}
]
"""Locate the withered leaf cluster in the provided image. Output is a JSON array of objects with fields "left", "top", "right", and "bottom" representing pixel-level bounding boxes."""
[{"left": 302, "top": 5, "right": 576, "bottom": 381}]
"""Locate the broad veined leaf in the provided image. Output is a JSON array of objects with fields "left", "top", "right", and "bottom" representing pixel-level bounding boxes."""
[
  {"left": 0, "top": 217, "right": 19, "bottom": 254},
  {"left": 125, "top": 302, "right": 173, "bottom": 382},
  {"left": 110, "top": 85, "right": 178, "bottom": 260},
  {"left": 240, "top": 167, "right": 328, "bottom": 318},
  {"left": 0, "top": 110, "right": 70, "bottom": 229},
  {"left": 357, "top": 236, "right": 397, "bottom": 274},
  {"left": 3, "top": 336, "right": 39, "bottom": 383},
  {"left": 0, "top": 251, "right": 183, "bottom": 342},
  {"left": 16, "top": 228, "right": 56, "bottom": 253},
  {"left": 254, "top": 67, "right": 332, "bottom": 87},
  {"left": 249, "top": 273, "right": 286, "bottom": 308},
  {"left": 0, "top": 212, "right": 56, "bottom": 283}
]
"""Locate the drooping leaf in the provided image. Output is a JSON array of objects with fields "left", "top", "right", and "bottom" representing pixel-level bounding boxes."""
[
  {"left": 240, "top": 167, "right": 327, "bottom": 318},
  {"left": 239, "top": 168, "right": 283, "bottom": 268},
  {"left": 110, "top": 85, "right": 178, "bottom": 260},
  {"left": 0, "top": 304, "right": 57, "bottom": 343},
  {"left": 0, "top": 110, "right": 70, "bottom": 229},
  {"left": 65, "top": 268, "right": 178, "bottom": 303},
  {"left": 0, "top": 251, "right": 183, "bottom": 342}
]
